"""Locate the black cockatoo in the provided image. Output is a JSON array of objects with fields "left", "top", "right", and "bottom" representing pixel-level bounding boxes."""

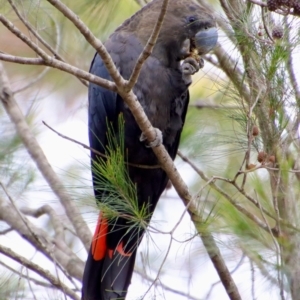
[{"left": 82, "top": 0, "right": 217, "bottom": 299}]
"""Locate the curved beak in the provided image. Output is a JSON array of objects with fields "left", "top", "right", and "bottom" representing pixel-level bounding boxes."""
[{"left": 194, "top": 27, "right": 218, "bottom": 55}]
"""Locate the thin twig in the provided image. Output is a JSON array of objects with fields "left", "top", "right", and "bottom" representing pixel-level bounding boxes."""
[
  {"left": 42, "top": 121, "right": 161, "bottom": 169},
  {"left": 0, "top": 52, "right": 114, "bottom": 91},
  {"left": 0, "top": 260, "right": 53, "bottom": 289},
  {"left": 0, "top": 182, "right": 81, "bottom": 291},
  {"left": 26, "top": 265, "right": 38, "bottom": 300},
  {"left": 0, "top": 195, "right": 84, "bottom": 280},
  {"left": 213, "top": 44, "right": 251, "bottom": 104},
  {"left": 250, "top": 259, "right": 256, "bottom": 300},
  {"left": 8, "top": 0, "right": 88, "bottom": 87},
  {"left": 190, "top": 101, "right": 242, "bottom": 110},
  {"left": 14, "top": 66, "right": 50, "bottom": 94},
  {"left": 177, "top": 150, "right": 278, "bottom": 235},
  {"left": 0, "top": 52, "right": 44, "bottom": 65},
  {"left": 45, "top": 0, "right": 125, "bottom": 88},
  {"left": 21, "top": 205, "right": 66, "bottom": 246},
  {"left": 0, "top": 62, "right": 91, "bottom": 251},
  {"left": 2, "top": 2, "right": 243, "bottom": 299},
  {"left": 135, "top": 268, "right": 201, "bottom": 300},
  {"left": 0, "top": 16, "right": 115, "bottom": 91},
  {"left": 126, "top": 0, "right": 169, "bottom": 91},
  {"left": 261, "top": 7, "right": 274, "bottom": 43},
  {"left": 205, "top": 254, "right": 245, "bottom": 299},
  {"left": 285, "top": 18, "right": 300, "bottom": 103},
  {"left": 241, "top": 89, "right": 262, "bottom": 189},
  {"left": 0, "top": 244, "right": 80, "bottom": 300},
  {"left": 256, "top": 189, "right": 284, "bottom": 299},
  {"left": 142, "top": 236, "right": 173, "bottom": 298},
  {"left": 21, "top": 205, "right": 76, "bottom": 238}
]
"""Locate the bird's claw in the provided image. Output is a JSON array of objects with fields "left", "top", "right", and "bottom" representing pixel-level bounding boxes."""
[
  {"left": 198, "top": 58, "right": 204, "bottom": 69},
  {"left": 181, "top": 56, "right": 204, "bottom": 85},
  {"left": 181, "top": 57, "right": 203, "bottom": 75},
  {"left": 140, "top": 128, "right": 163, "bottom": 148}
]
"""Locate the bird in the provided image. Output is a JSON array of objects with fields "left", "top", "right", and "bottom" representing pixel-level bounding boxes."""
[{"left": 82, "top": 0, "right": 217, "bottom": 299}]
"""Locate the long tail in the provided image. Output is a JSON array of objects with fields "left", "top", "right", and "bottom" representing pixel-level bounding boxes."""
[{"left": 82, "top": 213, "right": 137, "bottom": 300}]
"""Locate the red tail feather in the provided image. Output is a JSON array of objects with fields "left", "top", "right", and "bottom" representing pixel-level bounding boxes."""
[
  {"left": 108, "top": 241, "right": 132, "bottom": 259},
  {"left": 92, "top": 212, "right": 108, "bottom": 261}
]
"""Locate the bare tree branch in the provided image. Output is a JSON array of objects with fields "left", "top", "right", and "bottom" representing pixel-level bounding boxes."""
[
  {"left": 0, "top": 52, "right": 114, "bottom": 91},
  {"left": 7, "top": 0, "right": 88, "bottom": 87},
  {"left": 205, "top": 254, "right": 246, "bottom": 300},
  {"left": 135, "top": 268, "right": 201, "bottom": 300},
  {"left": 42, "top": 120, "right": 160, "bottom": 169},
  {"left": 37, "top": 2, "right": 242, "bottom": 299},
  {"left": 45, "top": 0, "right": 125, "bottom": 88},
  {"left": 20, "top": 205, "right": 68, "bottom": 243},
  {"left": 177, "top": 150, "right": 277, "bottom": 235},
  {"left": 0, "top": 244, "right": 80, "bottom": 300},
  {"left": 0, "top": 16, "right": 115, "bottom": 91},
  {"left": 0, "top": 62, "right": 91, "bottom": 251},
  {"left": 0, "top": 260, "right": 54, "bottom": 289},
  {"left": 0, "top": 52, "right": 44, "bottom": 65},
  {"left": 126, "top": 0, "right": 169, "bottom": 91},
  {"left": 0, "top": 195, "right": 84, "bottom": 280},
  {"left": 0, "top": 176, "right": 83, "bottom": 290}
]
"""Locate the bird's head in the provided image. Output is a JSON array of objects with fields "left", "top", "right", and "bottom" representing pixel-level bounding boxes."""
[
  {"left": 119, "top": 0, "right": 218, "bottom": 66},
  {"left": 158, "top": 0, "right": 218, "bottom": 61}
]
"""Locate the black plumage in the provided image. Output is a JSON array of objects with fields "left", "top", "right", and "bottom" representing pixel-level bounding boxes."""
[{"left": 82, "top": 1, "right": 217, "bottom": 299}]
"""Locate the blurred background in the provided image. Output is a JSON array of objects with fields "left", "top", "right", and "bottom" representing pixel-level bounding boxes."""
[{"left": 0, "top": 0, "right": 300, "bottom": 299}]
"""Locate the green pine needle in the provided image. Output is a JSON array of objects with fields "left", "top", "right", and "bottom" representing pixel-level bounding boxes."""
[{"left": 91, "top": 114, "right": 150, "bottom": 231}]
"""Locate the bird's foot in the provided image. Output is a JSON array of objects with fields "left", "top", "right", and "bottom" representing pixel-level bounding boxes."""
[
  {"left": 181, "top": 56, "right": 204, "bottom": 85},
  {"left": 182, "top": 56, "right": 204, "bottom": 75},
  {"left": 139, "top": 128, "right": 163, "bottom": 148}
]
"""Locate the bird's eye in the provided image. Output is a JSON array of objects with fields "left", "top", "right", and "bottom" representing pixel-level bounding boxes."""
[{"left": 188, "top": 16, "right": 196, "bottom": 23}]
